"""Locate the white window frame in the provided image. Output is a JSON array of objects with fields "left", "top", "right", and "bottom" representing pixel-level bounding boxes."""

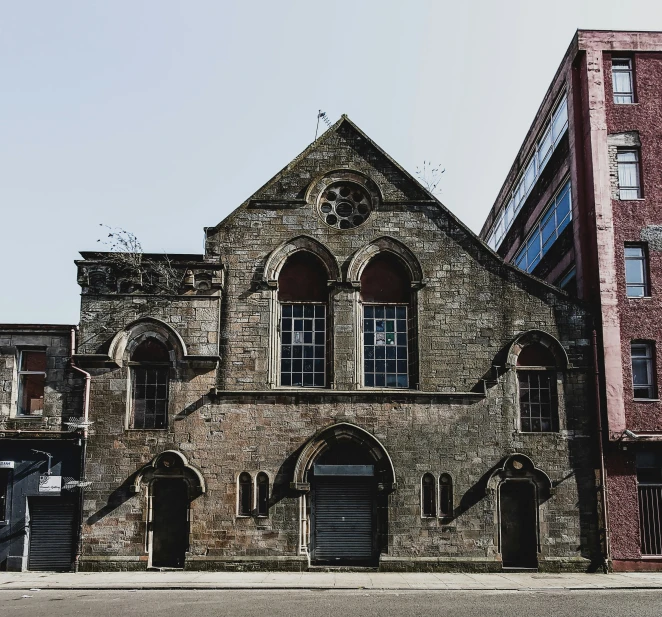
[
  {"left": 612, "top": 57, "right": 635, "bottom": 104},
  {"left": 16, "top": 349, "right": 47, "bottom": 417},
  {"left": 617, "top": 149, "right": 642, "bottom": 199},
  {"left": 632, "top": 342, "right": 656, "bottom": 400}
]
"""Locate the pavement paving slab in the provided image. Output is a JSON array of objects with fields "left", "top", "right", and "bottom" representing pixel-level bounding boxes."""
[{"left": 2, "top": 571, "right": 662, "bottom": 591}]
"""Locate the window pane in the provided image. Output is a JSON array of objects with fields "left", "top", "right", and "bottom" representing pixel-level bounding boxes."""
[
  {"left": 132, "top": 367, "right": 169, "bottom": 429},
  {"left": 364, "top": 305, "right": 408, "bottom": 388},
  {"left": 625, "top": 259, "right": 645, "bottom": 285},
  {"left": 19, "top": 373, "right": 45, "bottom": 415},
  {"left": 280, "top": 304, "right": 325, "bottom": 387},
  {"left": 518, "top": 371, "right": 557, "bottom": 432},
  {"left": 21, "top": 350, "right": 46, "bottom": 372}
]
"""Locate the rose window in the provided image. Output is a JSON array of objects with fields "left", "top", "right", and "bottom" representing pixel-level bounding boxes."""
[{"left": 318, "top": 182, "right": 372, "bottom": 229}]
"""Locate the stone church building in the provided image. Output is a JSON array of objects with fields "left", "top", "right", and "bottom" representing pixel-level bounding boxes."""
[{"left": 74, "top": 117, "right": 600, "bottom": 571}]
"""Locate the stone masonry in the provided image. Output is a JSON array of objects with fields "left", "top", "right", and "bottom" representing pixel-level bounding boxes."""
[{"left": 76, "top": 117, "right": 600, "bottom": 572}]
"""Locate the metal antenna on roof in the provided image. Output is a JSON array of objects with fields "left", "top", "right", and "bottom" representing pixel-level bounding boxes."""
[{"left": 315, "top": 110, "right": 332, "bottom": 141}]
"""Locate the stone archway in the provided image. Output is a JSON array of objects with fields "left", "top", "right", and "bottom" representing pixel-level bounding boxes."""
[{"left": 291, "top": 423, "right": 396, "bottom": 565}]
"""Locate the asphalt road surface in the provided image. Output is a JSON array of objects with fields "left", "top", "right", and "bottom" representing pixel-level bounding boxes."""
[{"left": 1, "top": 589, "right": 661, "bottom": 617}]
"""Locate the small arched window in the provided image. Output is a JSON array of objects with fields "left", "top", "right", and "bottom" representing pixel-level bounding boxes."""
[
  {"left": 421, "top": 473, "right": 436, "bottom": 518},
  {"left": 361, "top": 253, "right": 411, "bottom": 388},
  {"left": 517, "top": 343, "right": 558, "bottom": 432},
  {"left": 438, "top": 474, "right": 453, "bottom": 518},
  {"left": 256, "top": 472, "right": 269, "bottom": 517},
  {"left": 238, "top": 472, "right": 253, "bottom": 516},
  {"left": 130, "top": 338, "right": 170, "bottom": 429},
  {"left": 278, "top": 251, "right": 328, "bottom": 388}
]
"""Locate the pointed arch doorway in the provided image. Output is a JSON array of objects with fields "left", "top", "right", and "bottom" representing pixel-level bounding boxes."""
[{"left": 292, "top": 423, "right": 396, "bottom": 566}]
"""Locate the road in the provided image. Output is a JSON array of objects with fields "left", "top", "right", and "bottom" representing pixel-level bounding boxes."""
[{"left": 0, "top": 589, "right": 661, "bottom": 617}]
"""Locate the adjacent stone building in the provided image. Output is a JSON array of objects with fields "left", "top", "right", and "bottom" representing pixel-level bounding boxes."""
[
  {"left": 0, "top": 324, "right": 86, "bottom": 571},
  {"left": 480, "top": 30, "right": 662, "bottom": 571},
  {"left": 75, "top": 117, "right": 600, "bottom": 572}
]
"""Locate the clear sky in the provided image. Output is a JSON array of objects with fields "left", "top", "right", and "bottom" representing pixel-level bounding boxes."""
[{"left": 2, "top": 0, "right": 662, "bottom": 324}]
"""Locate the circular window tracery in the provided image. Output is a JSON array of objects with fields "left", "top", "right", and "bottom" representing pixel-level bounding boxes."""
[{"left": 318, "top": 182, "right": 372, "bottom": 229}]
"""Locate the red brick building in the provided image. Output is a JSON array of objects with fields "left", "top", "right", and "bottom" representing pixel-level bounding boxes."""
[{"left": 480, "top": 30, "right": 662, "bottom": 571}]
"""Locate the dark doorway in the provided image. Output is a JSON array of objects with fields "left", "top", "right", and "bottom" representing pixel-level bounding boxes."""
[
  {"left": 500, "top": 480, "right": 538, "bottom": 568},
  {"left": 309, "top": 440, "right": 382, "bottom": 565},
  {"left": 151, "top": 479, "right": 189, "bottom": 569},
  {"left": 28, "top": 498, "right": 76, "bottom": 571}
]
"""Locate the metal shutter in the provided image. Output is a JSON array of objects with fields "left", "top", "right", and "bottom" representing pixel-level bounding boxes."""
[
  {"left": 312, "top": 479, "right": 374, "bottom": 562},
  {"left": 28, "top": 499, "right": 76, "bottom": 571}
]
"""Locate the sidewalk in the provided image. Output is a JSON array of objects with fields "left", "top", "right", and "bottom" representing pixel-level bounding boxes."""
[{"left": 2, "top": 571, "right": 662, "bottom": 591}]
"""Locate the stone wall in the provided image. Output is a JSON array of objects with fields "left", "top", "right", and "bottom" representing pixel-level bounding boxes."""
[{"left": 78, "top": 118, "right": 600, "bottom": 571}]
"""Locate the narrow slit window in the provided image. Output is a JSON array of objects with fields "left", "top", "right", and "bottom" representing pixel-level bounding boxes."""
[
  {"left": 439, "top": 474, "right": 453, "bottom": 518},
  {"left": 256, "top": 472, "right": 269, "bottom": 517},
  {"left": 238, "top": 472, "right": 253, "bottom": 516},
  {"left": 18, "top": 350, "right": 46, "bottom": 416},
  {"left": 617, "top": 150, "right": 642, "bottom": 199},
  {"left": 625, "top": 245, "right": 649, "bottom": 298},
  {"left": 612, "top": 58, "right": 635, "bottom": 104},
  {"left": 421, "top": 473, "right": 436, "bottom": 518},
  {"left": 632, "top": 342, "right": 656, "bottom": 400}
]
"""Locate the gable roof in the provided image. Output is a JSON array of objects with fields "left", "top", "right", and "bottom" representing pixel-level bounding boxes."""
[{"left": 205, "top": 115, "right": 586, "bottom": 305}]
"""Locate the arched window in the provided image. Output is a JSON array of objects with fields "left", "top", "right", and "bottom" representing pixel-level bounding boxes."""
[
  {"left": 438, "top": 474, "right": 453, "bottom": 518},
  {"left": 517, "top": 343, "right": 558, "bottom": 432},
  {"left": 421, "top": 473, "right": 436, "bottom": 518},
  {"left": 278, "top": 251, "right": 328, "bottom": 387},
  {"left": 130, "top": 338, "right": 170, "bottom": 429},
  {"left": 238, "top": 472, "right": 253, "bottom": 516},
  {"left": 256, "top": 472, "right": 269, "bottom": 517},
  {"left": 361, "top": 253, "right": 411, "bottom": 388}
]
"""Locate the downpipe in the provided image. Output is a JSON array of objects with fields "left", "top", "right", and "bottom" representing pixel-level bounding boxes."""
[
  {"left": 592, "top": 329, "right": 611, "bottom": 571},
  {"left": 70, "top": 327, "right": 91, "bottom": 573}
]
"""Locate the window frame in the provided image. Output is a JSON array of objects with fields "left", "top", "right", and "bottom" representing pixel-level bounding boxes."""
[
  {"left": 255, "top": 472, "right": 270, "bottom": 518},
  {"left": 624, "top": 244, "right": 650, "bottom": 298},
  {"left": 631, "top": 341, "right": 657, "bottom": 400},
  {"left": 514, "top": 179, "right": 572, "bottom": 273},
  {"left": 517, "top": 369, "right": 559, "bottom": 433},
  {"left": 421, "top": 473, "right": 436, "bottom": 518},
  {"left": 362, "top": 303, "right": 410, "bottom": 389},
  {"left": 612, "top": 57, "right": 635, "bottom": 104},
  {"left": 16, "top": 348, "right": 47, "bottom": 417},
  {"left": 237, "top": 472, "right": 253, "bottom": 517},
  {"left": 617, "top": 149, "right": 642, "bottom": 200},
  {"left": 279, "top": 302, "right": 327, "bottom": 388},
  {"left": 438, "top": 474, "right": 454, "bottom": 519}
]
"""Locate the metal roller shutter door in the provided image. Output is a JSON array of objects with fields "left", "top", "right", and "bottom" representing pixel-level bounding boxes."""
[
  {"left": 28, "top": 499, "right": 76, "bottom": 571},
  {"left": 313, "top": 480, "right": 374, "bottom": 562}
]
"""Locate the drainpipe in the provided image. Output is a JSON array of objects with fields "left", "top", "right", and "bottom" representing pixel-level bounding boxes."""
[
  {"left": 70, "top": 327, "right": 91, "bottom": 572},
  {"left": 593, "top": 329, "right": 611, "bottom": 571}
]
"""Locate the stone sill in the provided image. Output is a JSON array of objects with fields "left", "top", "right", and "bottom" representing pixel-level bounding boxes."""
[{"left": 211, "top": 389, "right": 484, "bottom": 401}]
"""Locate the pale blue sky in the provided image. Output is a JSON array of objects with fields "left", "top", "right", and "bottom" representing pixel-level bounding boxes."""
[{"left": 2, "top": 1, "right": 662, "bottom": 323}]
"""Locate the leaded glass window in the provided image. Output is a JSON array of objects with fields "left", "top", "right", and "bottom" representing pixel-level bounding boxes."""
[
  {"left": 363, "top": 305, "right": 408, "bottom": 388},
  {"left": 280, "top": 304, "right": 326, "bottom": 387}
]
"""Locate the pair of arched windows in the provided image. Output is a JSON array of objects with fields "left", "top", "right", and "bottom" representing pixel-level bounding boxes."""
[
  {"left": 278, "top": 250, "right": 413, "bottom": 389},
  {"left": 129, "top": 338, "right": 171, "bottom": 429},
  {"left": 238, "top": 472, "right": 270, "bottom": 517},
  {"left": 421, "top": 473, "right": 453, "bottom": 518}
]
